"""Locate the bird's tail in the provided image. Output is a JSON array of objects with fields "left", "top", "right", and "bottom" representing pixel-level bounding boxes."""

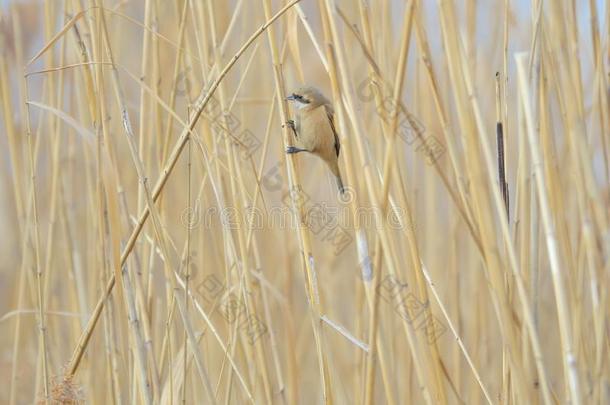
[
  {"left": 327, "top": 159, "right": 345, "bottom": 196},
  {"left": 336, "top": 174, "right": 345, "bottom": 195}
]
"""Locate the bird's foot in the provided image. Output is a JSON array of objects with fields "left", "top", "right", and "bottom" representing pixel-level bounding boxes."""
[
  {"left": 283, "top": 119, "right": 295, "bottom": 130},
  {"left": 284, "top": 120, "right": 298, "bottom": 138}
]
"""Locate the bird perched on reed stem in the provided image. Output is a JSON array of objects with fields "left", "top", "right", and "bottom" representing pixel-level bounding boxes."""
[{"left": 285, "top": 86, "right": 345, "bottom": 194}]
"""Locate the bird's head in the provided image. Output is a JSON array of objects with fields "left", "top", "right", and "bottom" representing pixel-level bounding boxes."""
[{"left": 286, "top": 86, "right": 328, "bottom": 109}]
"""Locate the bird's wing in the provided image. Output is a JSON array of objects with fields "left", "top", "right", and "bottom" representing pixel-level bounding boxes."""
[{"left": 325, "top": 105, "right": 340, "bottom": 157}]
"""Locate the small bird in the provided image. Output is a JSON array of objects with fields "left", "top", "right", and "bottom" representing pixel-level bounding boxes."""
[{"left": 285, "top": 86, "right": 345, "bottom": 194}]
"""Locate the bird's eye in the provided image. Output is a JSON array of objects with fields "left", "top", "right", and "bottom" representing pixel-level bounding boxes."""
[{"left": 295, "top": 94, "right": 303, "bottom": 100}]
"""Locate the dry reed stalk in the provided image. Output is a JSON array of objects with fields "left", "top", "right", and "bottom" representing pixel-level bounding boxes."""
[
  {"left": 261, "top": 0, "right": 333, "bottom": 402},
  {"left": 516, "top": 52, "right": 582, "bottom": 405},
  {"left": 24, "top": 78, "right": 49, "bottom": 404}
]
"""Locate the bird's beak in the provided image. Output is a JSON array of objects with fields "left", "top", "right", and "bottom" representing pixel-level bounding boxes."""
[{"left": 285, "top": 94, "right": 296, "bottom": 101}]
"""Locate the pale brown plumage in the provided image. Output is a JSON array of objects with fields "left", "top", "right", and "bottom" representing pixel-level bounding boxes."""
[{"left": 285, "top": 86, "right": 345, "bottom": 194}]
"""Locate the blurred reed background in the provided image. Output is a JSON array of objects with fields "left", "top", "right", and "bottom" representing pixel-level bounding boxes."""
[{"left": 0, "top": 0, "right": 609, "bottom": 403}]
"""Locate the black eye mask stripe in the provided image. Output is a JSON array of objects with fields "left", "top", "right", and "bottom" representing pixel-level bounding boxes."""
[{"left": 294, "top": 94, "right": 310, "bottom": 104}]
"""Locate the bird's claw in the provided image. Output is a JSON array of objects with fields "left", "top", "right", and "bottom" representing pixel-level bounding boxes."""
[{"left": 284, "top": 119, "right": 298, "bottom": 139}]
